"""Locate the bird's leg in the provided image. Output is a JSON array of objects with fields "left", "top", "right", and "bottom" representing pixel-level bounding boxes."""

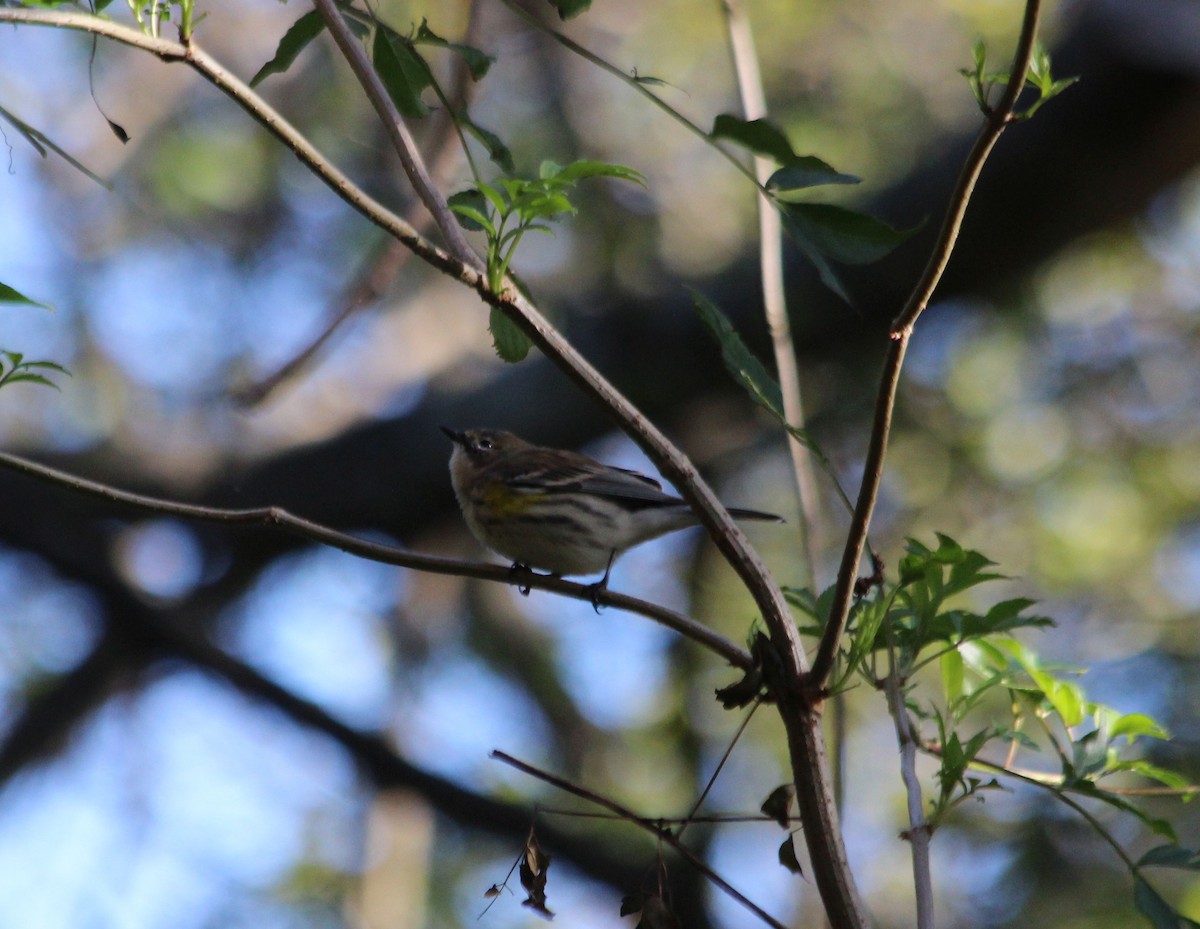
[
  {"left": 508, "top": 562, "right": 535, "bottom": 596},
  {"left": 586, "top": 551, "right": 617, "bottom": 613}
]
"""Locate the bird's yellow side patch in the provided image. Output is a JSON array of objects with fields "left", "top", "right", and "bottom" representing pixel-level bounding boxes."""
[{"left": 480, "top": 481, "right": 544, "bottom": 516}]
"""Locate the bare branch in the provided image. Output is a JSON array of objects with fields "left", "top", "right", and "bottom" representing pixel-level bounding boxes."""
[
  {"left": 491, "top": 750, "right": 791, "bottom": 929},
  {"left": 0, "top": 449, "right": 752, "bottom": 670}
]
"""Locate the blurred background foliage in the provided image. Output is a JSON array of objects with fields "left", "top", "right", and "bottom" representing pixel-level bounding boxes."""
[{"left": 1, "top": 0, "right": 1199, "bottom": 927}]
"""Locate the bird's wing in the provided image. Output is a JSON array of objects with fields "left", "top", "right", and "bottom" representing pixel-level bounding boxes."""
[{"left": 508, "top": 457, "right": 681, "bottom": 507}]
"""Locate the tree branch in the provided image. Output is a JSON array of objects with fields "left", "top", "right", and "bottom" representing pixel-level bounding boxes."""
[
  {"left": 0, "top": 449, "right": 752, "bottom": 669},
  {"left": 307, "top": 0, "right": 479, "bottom": 263},
  {"left": 809, "top": 0, "right": 1044, "bottom": 687}
]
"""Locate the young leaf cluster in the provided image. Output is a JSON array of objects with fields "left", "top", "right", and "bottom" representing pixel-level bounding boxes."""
[
  {"left": 449, "top": 160, "right": 645, "bottom": 361},
  {"left": 961, "top": 37, "right": 1077, "bottom": 119},
  {"left": 0, "top": 351, "right": 69, "bottom": 393},
  {"left": 790, "top": 534, "right": 1195, "bottom": 924},
  {"left": 1, "top": 291, "right": 69, "bottom": 394}
]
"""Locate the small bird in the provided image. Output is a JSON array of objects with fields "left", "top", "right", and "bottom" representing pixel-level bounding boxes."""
[{"left": 442, "top": 426, "right": 783, "bottom": 592}]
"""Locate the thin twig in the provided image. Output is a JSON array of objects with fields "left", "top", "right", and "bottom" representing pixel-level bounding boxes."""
[
  {"left": 809, "top": 0, "right": 1043, "bottom": 687},
  {"left": 677, "top": 699, "right": 761, "bottom": 841},
  {"left": 499, "top": 0, "right": 758, "bottom": 187},
  {"left": 720, "top": 0, "right": 821, "bottom": 587},
  {"left": 883, "top": 626, "right": 933, "bottom": 929},
  {"left": 309, "top": 0, "right": 478, "bottom": 263},
  {"left": 491, "top": 750, "right": 791, "bottom": 929},
  {"left": 0, "top": 449, "right": 753, "bottom": 670}
]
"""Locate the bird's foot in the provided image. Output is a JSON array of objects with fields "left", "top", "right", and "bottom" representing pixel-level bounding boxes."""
[
  {"left": 585, "top": 551, "right": 617, "bottom": 614},
  {"left": 509, "top": 562, "right": 536, "bottom": 596}
]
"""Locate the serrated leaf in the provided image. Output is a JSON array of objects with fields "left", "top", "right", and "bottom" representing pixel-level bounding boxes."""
[
  {"left": 690, "top": 289, "right": 783, "bottom": 417},
  {"left": 250, "top": 10, "right": 325, "bottom": 86},
  {"left": 767, "top": 158, "right": 860, "bottom": 197},
  {"left": 0, "top": 283, "right": 51, "bottom": 310},
  {"left": 414, "top": 18, "right": 494, "bottom": 80},
  {"left": 778, "top": 835, "right": 803, "bottom": 874},
  {"left": 372, "top": 29, "right": 433, "bottom": 118},
  {"left": 710, "top": 114, "right": 795, "bottom": 164},
  {"left": 489, "top": 306, "right": 533, "bottom": 363},
  {"left": 760, "top": 784, "right": 794, "bottom": 828}
]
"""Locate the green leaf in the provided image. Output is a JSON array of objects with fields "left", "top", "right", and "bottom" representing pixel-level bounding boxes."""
[
  {"left": 1139, "top": 845, "right": 1200, "bottom": 871},
  {"left": 460, "top": 115, "right": 514, "bottom": 173},
  {"left": 250, "top": 10, "right": 325, "bottom": 87},
  {"left": 691, "top": 289, "right": 783, "bottom": 417},
  {"left": 3, "top": 373, "right": 61, "bottom": 390},
  {"left": 489, "top": 306, "right": 533, "bottom": 363},
  {"left": 1134, "top": 876, "right": 1200, "bottom": 929},
  {"left": 544, "top": 159, "right": 647, "bottom": 186},
  {"left": 941, "top": 648, "right": 965, "bottom": 705},
  {"left": 372, "top": 28, "right": 433, "bottom": 118},
  {"left": 414, "top": 18, "right": 494, "bottom": 80},
  {"left": 710, "top": 114, "right": 795, "bottom": 164},
  {"left": 781, "top": 201, "right": 917, "bottom": 266},
  {"left": 0, "top": 105, "right": 111, "bottom": 190},
  {"left": 1111, "top": 713, "right": 1170, "bottom": 743},
  {"left": 0, "top": 283, "right": 52, "bottom": 310},
  {"left": 545, "top": 0, "right": 592, "bottom": 20},
  {"left": 766, "top": 157, "right": 860, "bottom": 198},
  {"left": 448, "top": 190, "right": 493, "bottom": 234},
  {"left": 1106, "top": 760, "right": 1193, "bottom": 791}
]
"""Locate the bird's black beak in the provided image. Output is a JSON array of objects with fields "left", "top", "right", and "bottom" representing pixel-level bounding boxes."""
[{"left": 440, "top": 425, "right": 468, "bottom": 446}]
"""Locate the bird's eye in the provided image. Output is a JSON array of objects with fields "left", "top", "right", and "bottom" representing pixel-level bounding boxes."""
[{"left": 477, "top": 437, "right": 494, "bottom": 450}]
